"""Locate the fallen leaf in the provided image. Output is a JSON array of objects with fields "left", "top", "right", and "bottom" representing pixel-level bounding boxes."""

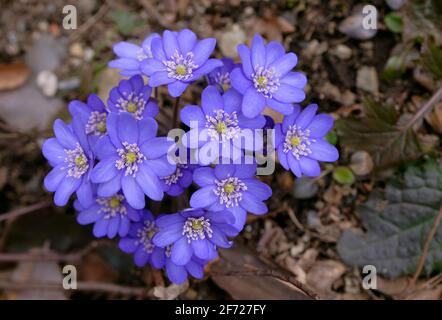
[
  {"left": 153, "top": 281, "right": 189, "bottom": 300},
  {"left": 0, "top": 63, "right": 30, "bottom": 91},
  {"left": 306, "top": 260, "right": 346, "bottom": 298}
]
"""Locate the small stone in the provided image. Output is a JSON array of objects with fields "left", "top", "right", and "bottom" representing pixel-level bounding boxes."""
[
  {"left": 307, "top": 211, "right": 322, "bottom": 230},
  {"left": 219, "top": 25, "right": 246, "bottom": 59},
  {"left": 69, "top": 42, "right": 84, "bottom": 59},
  {"left": 386, "top": 0, "right": 406, "bottom": 10},
  {"left": 356, "top": 66, "right": 379, "bottom": 94},
  {"left": 36, "top": 70, "right": 58, "bottom": 97},
  {"left": 350, "top": 151, "right": 374, "bottom": 176},
  {"left": 293, "top": 177, "right": 318, "bottom": 199},
  {"left": 338, "top": 9, "right": 377, "bottom": 40},
  {"left": 84, "top": 47, "right": 95, "bottom": 62},
  {"left": 331, "top": 44, "right": 352, "bottom": 60}
]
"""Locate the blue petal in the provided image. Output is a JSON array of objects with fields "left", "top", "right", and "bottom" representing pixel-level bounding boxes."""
[
  {"left": 178, "top": 29, "right": 197, "bottom": 54},
  {"left": 214, "top": 164, "right": 235, "bottom": 179},
  {"left": 251, "top": 34, "right": 266, "bottom": 68},
  {"left": 239, "top": 192, "right": 268, "bottom": 215},
  {"left": 299, "top": 157, "right": 320, "bottom": 176},
  {"left": 209, "top": 225, "right": 231, "bottom": 248},
  {"left": 145, "top": 156, "right": 176, "bottom": 177},
  {"left": 134, "top": 247, "right": 150, "bottom": 267},
  {"left": 91, "top": 156, "right": 119, "bottom": 183},
  {"left": 306, "top": 114, "right": 334, "bottom": 138},
  {"left": 266, "top": 98, "right": 295, "bottom": 115},
  {"left": 222, "top": 88, "right": 242, "bottom": 114},
  {"left": 287, "top": 153, "right": 302, "bottom": 177},
  {"left": 191, "top": 239, "right": 217, "bottom": 260},
  {"left": 185, "top": 260, "right": 204, "bottom": 279},
  {"left": 243, "top": 179, "right": 272, "bottom": 200},
  {"left": 192, "top": 167, "right": 215, "bottom": 186},
  {"left": 192, "top": 38, "right": 216, "bottom": 66},
  {"left": 151, "top": 247, "right": 166, "bottom": 269},
  {"left": 117, "top": 113, "right": 138, "bottom": 144},
  {"left": 140, "top": 58, "right": 164, "bottom": 75},
  {"left": 171, "top": 236, "right": 193, "bottom": 266},
  {"left": 53, "top": 119, "right": 77, "bottom": 149},
  {"left": 242, "top": 87, "right": 265, "bottom": 118},
  {"left": 273, "top": 84, "right": 305, "bottom": 103},
  {"left": 119, "top": 237, "right": 138, "bottom": 253},
  {"left": 44, "top": 165, "right": 66, "bottom": 192},
  {"left": 202, "top": 85, "right": 223, "bottom": 115},
  {"left": 107, "top": 216, "right": 120, "bottom": 239},
  {"left": 282, "top": 105, "right": 301, "bottom": 132},
  {"left": 180, "top": 105, "right": 205, "bottom": 128},
  {"left": 136, "top": 163, "right": 164, "bottom": 201},
  {"left": 113, "top": 42, "right": 140, "bottom": 59},
  {"left": 155, "top": 213, "right": 185, "bottom": 228},
  {"left": 280, "top": 72, "right": 307, "bottom": 89},
  {"left": 138, "top": 117, "right": 158, "bottom": 143},
  {"left": 270, "top": 52, "right": 298, "bottom": 76},
  {"left": 309, "top": 140, "right": 339, "bottom": 162},
  {"left": 190, "top": 59, "right": 223, "bottom": 80},
  {"left": 168, "top": 81, "right": 188, "bottom": 97},
  {"left": 165, "top": 259, "right": 188, "bottom": 284},
  {"left": 295, "top": 104, "right": 318, "bottom": 129},
  {"left": 121, "top": 175, "right": 145, "bottom": 209},
  {"left": 148, "top": 71, "right": 175, "bottom": 87},
  {"left": 93, "top": 218, "right": 109, "bottom": 238},
  {"left": 265, "top": 41, "right": 285, "bottom": 67},
  {"left": 77, "top": 206, "right": 102, "bottom": 225},
  {"left": 230, "top": 68, "right": 251, "bottom": 94},
  {"left": 189, "top": 185, "right": 218, "bottom": 208},
  {"left": 141, "top": 137, "right": 174, "bottom": 159},
  {"left": 237, "top": 44, "right": 253, "bottom": 78},
  {"left": 54, "top": 176, "right": 81, "bottom": 206},
  {"left": 152, "top": 224, "right": 183, "bottom": 247},
  {"left": 76, "top": 180, "right": 93, "bottom": 207},
  {"left": 163, "top": 30, "right": 179, "bottom": 58},
  {"left": 277, "top": 147, "right": 289, "bottom": 170},
  {"left": 97, "top": 174, "right": 122, "bottom": 197}
]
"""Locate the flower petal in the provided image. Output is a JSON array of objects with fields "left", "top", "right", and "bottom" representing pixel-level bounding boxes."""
[
  {"left": 148, "top": 71, "right": 175, "bottom": 87},
  {"left": 251, "top": 34, "right": 266, "bottom": 68},
  {"left": 265, "top": 41, "right": 285, "bottom": 67},
  {"left": 178, "top": 29, "right": 197, "bottom": 54},
  {"left": 180, "top": 105, "right": 205, "bottom": 128},
  {"left": 299, "top": 157, "right": 321, "bottom": 176},
  {"left": 273, "top": 84, "right": 305, "bottom": 103},
  {"left": 242, "top": 87, "right": 265, "bottom": 118},
  {"left": 192, "top": 38, "right": 216, "bottom": 66},
  {"left": 163, "top": 30, "right": 179, "bottom": 58},
  {"left": 121, "top": 175, "right": 145, "bottom": 209},
  {"left": 54, "top": 176, "right": 81, "bottom": 206},
  {"left": 239, "top": 192, "right": 268, "bottom": 215},
  {"left": 171, "top": 237, "right": 193, "bottom": 266},
  {"left": 191, "top": 239, "right": 217, "bottom": 260},
  {"left": 307, "top": 114, "right": 334, "bottom": 138},
  {"left": 230, "top": 68, "right": 252, "bottom": 94},
  {"left": 309, "top": 140, "right": 339, "bottom": 162},
  {"left": 270, "top": 52, "right": 298, "bottom": 75},
  {"left": 202, "top": 85, "right": 223, "bottom": 115},
  {"left": 237, "top": 44, "right": 253, "bottom": 78},
  {"left": 136, "top": 163, "right": 164, "bottom": 201},
  {"left": 193, "top": 167, "right": 215, "bottom": 186},
  {"left": 189, "top": 185, "right": 218, "bottom": 208}
]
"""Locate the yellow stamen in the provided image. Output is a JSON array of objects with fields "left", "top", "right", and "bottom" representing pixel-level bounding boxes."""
[
  {"left": 224, "top": 183, "right": 235, "bottom": 194},
  {"left": 291, "top": 136, "right": 301, "bottom": 147},
  {"left": 75, "top": 155, "right": 87, "bottom": 167},
  {"left": 97, "top": 122, "right": 106, "bottom": 133},
  {"left": 176, "top": 64, "right": 187, "bottom": 76},
  {"left": 216, "top": 122, "right": 227, "bottom": 133},
  {"left": 257, "top": 76, "right": 267, "bottom": 86},
  {"left": 127, "top": 102, "right": 138, "bottom": 113},
  {"left": 125, "top": 152, "right": 137, "bottom": 164},
  {"left": 109, "top": 197, "right": 121, "bottom": 208},
  {"left": 191, "top": 220, "right": 203, "bottom": 230}
]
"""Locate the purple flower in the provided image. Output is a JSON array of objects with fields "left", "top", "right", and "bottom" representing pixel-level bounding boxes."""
[
  {"left": 108, "top": 75, "right": 159, "bottom": 121},
  {"left": 90, "top": 113, "right": 176, "bottom": 209},
  {"left": 42, "top": 118, "right": 94, "bottom": 207},
  {"left": 140, "top": 29, "right": 223, "bottom": 97},
  {"left": 75, "top": 192, "right": 141, "bottom": 239},
  {"left": 231, "top": 34, "right": 307, "bottom": 118},
  {"left": 206, "top": 58, "right": 239, "bottom": 92},
  {"left": 152, "top": 208, "right": 238, "bottom": 265},
  {"left": 119, "top": 211, "right": 208, "bottom": 284},
  {"left": 160, "top": 163, "right": 195, "bottom": 197},
  {"left": 275, "top": 104, "right": 339, "bottom": 177},
  {"left": 109, "top": 33, "right": 161, "bottom": 76},
  {"left": 190, "top": 164, "right": 272, "bottom": 231},
  {"left": 68, "top": 94, "right": 109, "bottom": 151},
  {"left": 180, "top": 86, "right": 266, "bottom": 165},
  {"left": 118, "top": 210, "right": 166, "bottom": 267}
]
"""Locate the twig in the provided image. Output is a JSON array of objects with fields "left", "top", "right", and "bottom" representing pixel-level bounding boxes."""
[
  {"left": 0, "top": 280, "right": 153, "bottom": 298},
  {"left": 212, "top": 265, "right": 320, "bottom": 300},
  {"left": 0, "top": 240, "right": 109, "bottom": 263},
  {"left": 68, "top": 3, "right": 110, "bottom": 42},
  {"left": 0, "top": 200, "right": 51, "bottom": 222},
  {"left": 404, "top": 86, "right": 442, "bottom": 130},
  {"left": 409, "top": 206, "right": 442, "bottom": 287}
]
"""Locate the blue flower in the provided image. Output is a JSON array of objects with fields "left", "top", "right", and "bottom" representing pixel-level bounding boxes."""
[
  {"left": 140, "top": 29, "right": 223, "bottom": 97},
  {"left": 109, "top": 33, "right": 161, "bottom": 76},
  {"left": 190, "top": 164, "right": 272, "bottom": 231},
  {"left": 180, "top": 86, "right": 266, "bottom": 165},
  {"left": 68, "top": 94, "right": 109, "bottom": 151},
  {"left": 119, "top": 211, "right": 208, "bottom": 284},
  {"left": 231, "top": 34, "right": 307, "bottom": 118},
  {"left": 118, "top": 210, "right": 165, "bottom": 267},
  {"left": 275, "top": 104, "right": 339, "bottom": 177},
  {"left": 75, "top": 192, "right": 141, "bottom": 239},
  {"left": 152, "top": 208, "right": 238, "bottom": 265},
  {"left": 42, "top": 118, "right": 94, "bottom": 207},
  {"left": 108, "top": 75, "right": 159, "bottom": 121},
  {"left": 160, "top": 163, "right": 195, "bottom": 197},
  {"left": 206, "top": 58, "right": 239, "bottom": 92},
  {"left": 90, "top": 113, "right": 176, "bottom": 209}
]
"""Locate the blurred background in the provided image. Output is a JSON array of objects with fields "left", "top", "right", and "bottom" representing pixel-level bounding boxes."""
[{"left": 0, "top": 0, "right": 442, "bottom": 300}]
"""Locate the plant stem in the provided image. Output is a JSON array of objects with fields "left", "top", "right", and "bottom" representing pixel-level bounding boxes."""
[
  {"left": 405, "top": 85, "right": 442, "bottom": 130},
  {"left": 172, "top": 97, "right": 181, "bottom": 129}
]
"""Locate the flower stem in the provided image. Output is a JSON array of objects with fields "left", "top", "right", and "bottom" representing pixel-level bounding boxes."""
[{"left": 172, "top": 97, "right": 181, "bottom": 129}]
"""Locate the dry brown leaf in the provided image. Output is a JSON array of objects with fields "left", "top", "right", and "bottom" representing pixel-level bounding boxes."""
[
  {"left": 306, "top": 260, "right": 346, "bottom": 298},
  {"left": 425, "top": 101, "right": 442, "bottom": 134},
  {"left": 0, "top": 63, "right": 30, "bottom": 91}
]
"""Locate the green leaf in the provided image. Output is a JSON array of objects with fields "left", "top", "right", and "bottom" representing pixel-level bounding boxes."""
[
  {"left": 337, "top": 159, "right": 442, "bottom": 278},
  {"left": 422, "top": 43, "right": 442, "bottom": 81},
  {"left": 108, "top": 10, "right": 143, "bottom": 36},
  {"left": 384, "top": 13, "right": 403, "bottom": 33},
  {"left": 336, "top": 97, "right": 422, "bottom": 169},
  {"left": 325, "top": 131, "right": 338, "bottom": 145},
  {"left": 382, "top": 55, "right": 406, "bottom": 80},
  {"left": 333, "top": 166, "right": 355, "bottom": 184}
]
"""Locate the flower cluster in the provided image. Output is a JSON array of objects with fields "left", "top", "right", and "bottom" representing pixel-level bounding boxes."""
[{"left": 42, "top": 29, "right": 338, "bottom": 285}]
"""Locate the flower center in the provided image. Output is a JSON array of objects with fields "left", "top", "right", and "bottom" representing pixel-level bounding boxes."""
[
  {"left": 252, "top": 66, "right": 280, "bottom": 98},
  {"left": 65, "top": 143, "right": 89, "bottom": 179},
  {"left": 214, "top": 177, "right": 248, "bottom": 207},
  {"left": 136, "top": 219, "right": 157, "bottom": 253},
  {"left": 115, "top": 92, "right": 147, "bottom": 120},
  {"left": 97, "top": 194, "right": 126, "bottom": 219},
  {"left": 86, "top": 111, "right": 107, "bottom": 136},
  {"left": 214, "top": 72, "right": 231, "bottom": 92},
  {"left": 206, "top": 110, "right": 240, "bottom": 142},
  {"left": 283, "top": 125, "right": 315, "bottom": 160},
  {"left": 126, "top": 102, "right": 138, "bottom": 113},
  {"left": 163, "top": 51, "right": 198, "bottom": 81},
  {"left": 182, "top": 217, "right": 213, "bottom": 243},
  {"left": 115, "top": 142, "right": 146, "bottom": 177},
  {"left": 162, "top": 164, "right": 187, "bottom": 186}
]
